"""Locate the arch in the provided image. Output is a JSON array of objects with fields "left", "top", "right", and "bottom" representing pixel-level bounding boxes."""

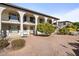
[
  {"left": 1, "top": 8, "right": 20, "bottom": 21},
  {"left": 23, "top": 12, "right": 35, "bottom": 23},
  {"left": 38, "top": 16, "right": 45, "bottom": 23},
  {"left": 47, "top": 18, "right": 52, "bottom": 24}
]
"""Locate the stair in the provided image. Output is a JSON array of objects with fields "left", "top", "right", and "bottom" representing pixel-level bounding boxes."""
[
  {"left": 53, "top": 28, "right": 59, "bottom": 34},
  {"left": 52, "top": 25, "right": 67, "bottom": 35}
]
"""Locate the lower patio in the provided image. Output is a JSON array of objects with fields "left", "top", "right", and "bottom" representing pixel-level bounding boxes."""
[{"left": 1, "top": 23, "right": 35, "bottom": 37}]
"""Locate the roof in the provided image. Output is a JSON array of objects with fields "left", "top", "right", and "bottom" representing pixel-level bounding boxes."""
[
  {"left": 53, "top": 21, "right": 72, "bottom": 24},
  {"left": 0, "top": 3, "right": 59, "bottom": 20},
  {"left": 58, "top": 21, "right": 72, "bottom": 23}
]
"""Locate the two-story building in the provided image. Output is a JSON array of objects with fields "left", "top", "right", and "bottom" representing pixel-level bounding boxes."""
[
  {"left": 53, "top": 21, "right": 72, "bottom": 29},
  {"left": 0, "top": 3, "right": 59, "bottom": 37}
]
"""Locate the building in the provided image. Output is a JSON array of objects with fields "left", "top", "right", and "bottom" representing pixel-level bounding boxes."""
[
  {"left": 53, "top": 21, "right": 72, "bottom": 29},
  {"left": 0, "top": 3, "right": 59, "bottom": 37}
]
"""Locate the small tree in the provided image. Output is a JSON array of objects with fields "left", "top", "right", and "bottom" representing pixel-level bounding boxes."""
[
  {"left": 0, "top": 39, "right": 10, "bottom": 49},
  {"left": 37, "top": 23, "right": 56, "bottom": 35},
  {"left": 66, "top": 25, "right": 77, "bottom": 33}
]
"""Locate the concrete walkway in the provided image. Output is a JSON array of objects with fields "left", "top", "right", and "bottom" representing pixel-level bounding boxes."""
[{"left": 0, "top": 35, "right": 79, "bottom": 56}]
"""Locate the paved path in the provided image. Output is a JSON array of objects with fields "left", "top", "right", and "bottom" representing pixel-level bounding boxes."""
[{"left": 0, "top": 35, "right": 79, "bottom": 56}]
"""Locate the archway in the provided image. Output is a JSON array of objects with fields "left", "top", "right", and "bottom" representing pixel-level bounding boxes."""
[
  {"left": 38, "top": 16, "right": 45, "bottom": 23},
  {"left": 23, "top": 12, "right": 35, "bottom": 23},
  {"left": 23, "top": 12, "right": 35, "bottom": 35},
  {"left": 1, "top": 8, "right": 20, "bottom": 36},
  {"left": 47, "top": 18, "right": 52, "bottom": 24},
  {"left": 1, "top": 8, "right": 20, "bottom": 22}
]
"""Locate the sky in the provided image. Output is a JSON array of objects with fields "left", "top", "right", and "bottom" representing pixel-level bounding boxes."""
[{"left": 13, "top": 3, "right": 79, "bottom": 22}]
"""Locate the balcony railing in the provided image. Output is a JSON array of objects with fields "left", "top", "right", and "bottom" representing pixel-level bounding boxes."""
[{"left": 10, "top": 19, "right": 20, "bottom": 22}]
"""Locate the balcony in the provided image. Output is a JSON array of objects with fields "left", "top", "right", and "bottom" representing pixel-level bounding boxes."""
[
  {"left": 2, "top": 13, "right": 20, "bottom": 24},
  {"left": 2, "top": 19, "right": 20, "bottom": 24},
  {"left": 23, "top": 17, "right": 35, "bottom": 25},
  {"left": 2, "top": 17, "right": 20, "bottom": 24}
]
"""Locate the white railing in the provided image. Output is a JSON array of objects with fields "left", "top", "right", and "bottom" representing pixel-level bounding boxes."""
[
  {"left": 23, "top": 30, "right": 28, "bottom": 35},
  {"left": 2, "top": 30, "right": 35, "bottom": 37},
  {"left": 10, "top": 19, "right": 20, "bottom": 22}
]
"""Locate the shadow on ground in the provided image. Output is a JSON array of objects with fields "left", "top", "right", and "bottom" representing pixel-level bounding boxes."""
[
  {"left": 69, "top": 40, "right": 79, "bottom": 56},
  {"left": 60, "top": 44, "right": 75, "bottom": 56}
]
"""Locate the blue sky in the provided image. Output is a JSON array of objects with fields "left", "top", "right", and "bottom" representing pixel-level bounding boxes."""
[{"left": 13, "top": 3, "right": 79, "bottom": 22}]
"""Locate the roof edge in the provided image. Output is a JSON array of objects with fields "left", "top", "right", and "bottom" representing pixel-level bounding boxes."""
[{"left": 0, "top": 3, "right": 60, "bottom": 20}]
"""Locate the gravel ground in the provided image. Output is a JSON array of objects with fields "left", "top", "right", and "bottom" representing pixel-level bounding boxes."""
[{"left": 0, "top": 35, "right": 79, "bottom": 56}]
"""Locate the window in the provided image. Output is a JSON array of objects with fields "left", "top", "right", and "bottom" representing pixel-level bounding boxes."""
[
  {"left": 24, "top": 27, "right": 27, "bottom": 30},
  {"left": 30, "top": 26, "right": 34, "bottom": 30},
  {"left": 63, "top": 22, "right": 66, "bottom": 25},
  {"left": 30, "top": 17, "right": 35, "bottom": 23},
  {"left": 17, "top": 26, "right": 20, "bottom": 30},
  {"left": 48, "top": 20, "right": 52, "bottom": 24},
  {"left": 9, "top": 13, "right": 19, "bottom": 20},
  {"left": 8, "top": 26, "right": 11, "bottom": 30},
  {"left": 39, "top": 19, "right": 44, "bottom": 23},
  {"left": 23, "top": 16, "right": 27, "bottom": 22}
]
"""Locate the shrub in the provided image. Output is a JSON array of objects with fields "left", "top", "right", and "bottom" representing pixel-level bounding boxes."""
[
  {"left": 73, "top": 22, "right": 79, "bottom": 31},
  {"left": 37, "top": 23, "right": 56, "bottom": 35},
  {"left": 0, "top": 39, "right": 10, "bottom": 49},
  {"left": 67, "top": 25, "right": 77, "bottom": 33},
  {"left": 59, "top": 25, "right": 77, "bottom": 35},
  {"left": 59, "top": 27, "right": 69, "bottom": 35},
  {"left": 11, "top": 39, "right": 25, "bottom": 50}
]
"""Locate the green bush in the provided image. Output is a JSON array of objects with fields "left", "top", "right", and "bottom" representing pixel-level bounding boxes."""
[
  {"left": 59, "top": 27, "right": 69, "bottom": 35},
  {"left": 11, "top": 39, "right": 25, "bottom": 49},
  {"left": 59, "top": 25, "right": 77, "bottom": 35},
  {"left": 73, "top": 22, "right": 79, "bottom": 31},
  {"left": 0, "top": 39, "right": 10, "bottom": 49},
  {"left": 37, "top": 23, "right": 56, "bottom": 35}
]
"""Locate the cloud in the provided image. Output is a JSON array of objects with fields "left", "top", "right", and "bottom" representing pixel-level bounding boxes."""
[{"left": 58, "top": 8, "right": 79, "bottom": 22}]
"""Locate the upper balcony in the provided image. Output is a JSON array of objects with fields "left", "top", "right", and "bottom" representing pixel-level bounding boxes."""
[
  {"left": 1, "top": 8, "right": 56, "bottom": 25},
  {"left": 23, "top": 13, "right": 36, "bottom": 25},
  {"left": 1, "top": 8, "right": 20, "bottom": 24},
  {"left": 38, "top": 16, "right": 53, "bottom": 24},
  {"left": 38, "top": 16, "right": 45, "bottom": 23}
]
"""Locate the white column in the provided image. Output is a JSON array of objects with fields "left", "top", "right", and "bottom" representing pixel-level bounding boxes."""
[
  {"left": 52, "top": 19, "right": 54, "bottom": 24},
  {"left": 26, "top": 16, "right": 30, "bottom": 36},
  {"left": 27, "top": 26, "right": 30, "bottom": 36},
  {"left": 34, "top": 15, "right": 38, "bottom": 35},
  {"left": 18, "top": 11, "right": 25, "bottom": 36},
  {"left": 45, "top": 17, "right": 48, "bottom": 23},
  {"left": 0, "top": 7, "right": 6, "bottom": 36}
]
